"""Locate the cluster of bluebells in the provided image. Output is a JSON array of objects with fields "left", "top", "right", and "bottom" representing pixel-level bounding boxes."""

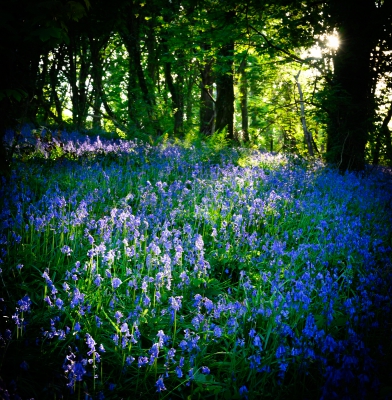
[{"left": 1, "top": 129, "right": 392, "bottom": 398}]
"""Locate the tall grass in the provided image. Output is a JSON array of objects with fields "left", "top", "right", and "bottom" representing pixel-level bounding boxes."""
[{"left": 0, "top": 130, "right": 392, "bottom": 399}]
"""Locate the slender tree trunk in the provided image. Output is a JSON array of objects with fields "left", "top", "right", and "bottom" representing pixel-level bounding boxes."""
[
  {"left": 199, "top": 57, "right": 215, "bottom": 135},
  {"left": 78, "top": 36, "right": 89, "bottom": 127},
  {"left": 164, "top": 60, "right": 184, "bottom": 136},
  {"left": 295, "top": 71, "right": 314, "bottom": 156},
  {"left": 123, "top": 9, "right": 154, "bottom": 113},
  {"left": 49, "top": 48, "right": 65, "bottom": 124},
  {"left": 68, "top": 35, "right": 80, "bottom": 127},
  {"left": 238, "top": 56, "right": 249, "bottom": 142},
  {"left": 90, "top": 36, "right": 109, "bottom": 130},
  {"left": 373, "top": 101, "right": 392, "bottom": 165}
]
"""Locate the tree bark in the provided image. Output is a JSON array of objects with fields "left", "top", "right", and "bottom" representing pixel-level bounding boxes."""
[
  {"left": 295, "top": 71, "right": 314, "bottom": 156},
  {"left": 199, "top": 57, "right": 215, "bottom": 136},
  {"left": 238, "top": 56, "right": 249, "bottom": 142},
  {"left": 215, "top": 40, "right": 235, "bottom": 140},
  {"left": 164, "top": 60, "right": 184, "bottom": 136},
  {"left": 326, "top": 0, "right": 377, "bottom": 171}
]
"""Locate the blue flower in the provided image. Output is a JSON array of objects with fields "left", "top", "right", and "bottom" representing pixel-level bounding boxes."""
[
  {"left": 276, "top": 344, "right": 286, "bottom": 359},
  {"left": 175, "top": 365, "right": 183, "bottom": 378},
  {"left": 112, "top": 277, "right": 122, "bottom": 289},
  {"left": 20, "top": 360, "right": 29, "bottom": 371},
  {"left": 138, "top": 356, "right": 148, "bottom": 368},
  {"left": 55, "top": 298, "right": 64, "bottom": 310},
  {"left": 169, "top": 296, "right": 182, "bottom": 312},
  {"left": 155, "top": 376, "right": 166, "bottom": 392},
  {"left": 201, "top": 366, "right": 210, "bottom": 374},
  {"left": 239, "top": 385, "right": 248, "bottom": 399},
  {"left": 213, "top": 326, "right": 222, "bottom": 338},
  {"left": 126, "top": 355, "right": 135, "bottom": 366},
  {"left": 94, "top": 274, "right": 103, "bottom": 287},
  {"left": 61, "top": 245, "right": 73, "bottom": 256}
]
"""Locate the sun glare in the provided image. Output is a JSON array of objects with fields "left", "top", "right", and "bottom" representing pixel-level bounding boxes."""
[{"left": 327, "top": 34, "right": 339, "bottom": 50}]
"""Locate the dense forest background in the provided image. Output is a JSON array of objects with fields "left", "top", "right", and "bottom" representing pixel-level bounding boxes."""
[{"left": 1, "top": 0, "right": 392, "bottom": 176}]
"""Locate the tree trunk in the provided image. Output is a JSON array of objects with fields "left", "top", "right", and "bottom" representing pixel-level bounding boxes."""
[
  {"left": 295, "top": 71, "right": 314, "bottom": 156},
  {"left": 326, "top": 0, "right": 375, "bottom": 171},
  {"left": 238, "top": 56, "right": 249, "bottom": 142},
  {"left": 215, "top": 40, "right": 235, "bottom": 139},
  {"left": 90, "top": 36, "right": 109, "bottom": 130},
  {"left": 373, "top": 101, "right": 392, "bottom": 165},
  {"left": 199, "top": 57, "right": 215, "bottom": 135},
  {"left": 164, "top": 60, "right": 184, "bottom": 136}
]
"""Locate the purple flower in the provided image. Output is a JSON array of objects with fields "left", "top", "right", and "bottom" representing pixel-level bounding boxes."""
[
  {"left": 73, "top": 361, "right": 86, "bottom": 381},
  {"left": 239, "top": 385, "right": 249, "bottom": 399},
  {"left": 126, "top": 355, "right": 135, "bottom": 365},
  {"left": 17, "top": 295, "right": 32, "bottom": 312},
  {"left": 175, "top": 365, "right": 183, "bottom": 378},
  {"left": 155, "top": 376, "right": 166, "bottom": 392},
  {"left": 112, "top": 277, "right": 122, "bottom": 289},
  {"left": 113, "top": 334, "right": 119, "bottom": 346},
  {"left": 114, "top": 311, "right": 123, "bottom": 323},
  {"left": 201, "top": 366, "right": 210, "bottom": 374},
  {"left": 61, "top": 245, "right": 73, "bottom": 256},
  {"left": 85, "top": 333, "right": 96, "bottom": 356},
  {"left": 195, "top": 234, "right": 204, "bottom": 251},
  {"left": 253, "top": 335, "right": 263, "bottom": 350},
  {"left": 168, "top": 296, "right": 182, "bottom": 312},
  {"left": 276, "top": 344, "right": 286, "bottom": 359},
  {"left": 137, "top": 356, "right": 149, "bottom": 368},
  {"left": 55, "top": 298, "right": 64, "bottom": 309},
  {"left": 20, "top": 360, "right": 29, "bottom": 371},
  {"left": 213, "top": 326, "right": 222, "bottom": 338},
  {"left": 94, "top": 274, "right": 103, "bottom": 287}
]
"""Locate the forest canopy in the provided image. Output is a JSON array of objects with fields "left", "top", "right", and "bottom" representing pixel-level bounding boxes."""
[{"left": 1, "top": 0, "right": 392, "bottom": 175}]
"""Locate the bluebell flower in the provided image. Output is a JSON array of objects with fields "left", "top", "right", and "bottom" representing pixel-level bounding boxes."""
[
  {"left": 44, "top": 296, "right": 52, "bottom": 307},
  {"left": 253, "top": 335, "right": 263, "bottom": 350},
  {"left": 175, "top": 365, "right": 183, "bottom": 378},
  {"left": 55, "top": 298, "right": 64, "bottom": 310},
  {"left": 239, "top": 385, "right": 249, "bottom": 399},
  {"left": 112, "top": 277, "right": 122, "bottom": 289},
  {"left": 114, "top": 311, "right": 123, "bottom": 323},
  {"left": 213, "top": 326, "right": 222, "bottom": 338},
  {"left": 20, "top": 360, "right": 29, "bottom": 371},
  {"left": 167, "top": 348, "right": 176, "bottom": 360},
  {"left": 155, "top": 376, "right": 166, "bottom": 392},
  {"left": 61, "top": 245, "right": 73, "bottom": 256},
  {"left": 276, "top": 344, "right": 286, "bottom": 359},
  {"left": 94, "top": 274, "right": 103, "bottom": 287},
  {"left": 195, "top": 234, "right": 204, "bottom": 251},
  {"left": 201, "top": 366, "right": 210, "bottom": 374},
  {"left": 126, "top": 355, "right": 135, "bottom": 366},
  {"left": 85, "top": 333, "right": 96, "bottom": 356},
  {"left": 112, "top": 334, "right": 119, "bottom": 346},
  {"left": 137, "top": 356, "right": 148, "bottom": 368},
  {"left": 169, "top": 296, "right": 182, "bottom": 311}
]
